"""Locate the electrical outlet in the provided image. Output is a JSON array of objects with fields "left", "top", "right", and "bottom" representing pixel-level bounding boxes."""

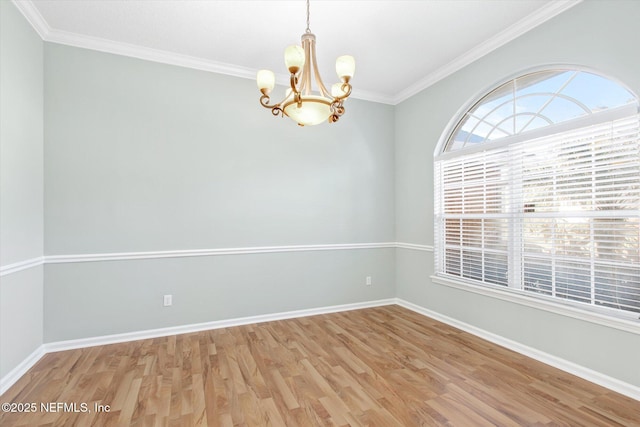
[
  {"left": 366, "top": 276, "right": 372, "bottom": 286},
  {"left": 163, "top": 294, "right": 172, "bottom": 307}
]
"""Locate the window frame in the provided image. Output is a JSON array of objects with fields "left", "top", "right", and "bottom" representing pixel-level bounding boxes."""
[{"left": 432, "top": 67, "right": 640, "bottom": 329}]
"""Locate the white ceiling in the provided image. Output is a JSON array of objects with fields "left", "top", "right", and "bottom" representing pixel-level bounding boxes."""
[{"left": 16, "top": 0, "right": 581, "bottom": 104}]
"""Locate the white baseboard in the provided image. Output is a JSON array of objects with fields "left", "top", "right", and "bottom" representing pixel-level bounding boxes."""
[
  {"left": 45, "top": 299, "right": 396, "bottom": 353},
  {"left": 395, "top": 298, "right": 640, "bottom": 401},
  {"left": 1, "top": 298, "right": 395, "bottom": 396},
  {"left": 0, "top": 345, "right": 46, "bottom": 396}
]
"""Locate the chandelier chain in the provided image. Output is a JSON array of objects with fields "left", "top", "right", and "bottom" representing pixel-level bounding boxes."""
[{"left": 305, "top": 0, "right": 311, "bottom": 33}]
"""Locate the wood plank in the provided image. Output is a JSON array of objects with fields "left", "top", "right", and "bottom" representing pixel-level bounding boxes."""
[{"left": 1, "top": 306, "right": 638, "bottom": 426}]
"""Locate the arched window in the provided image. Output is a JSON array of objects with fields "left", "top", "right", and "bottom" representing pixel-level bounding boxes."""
[{"left": 434, "top": 69, "right": 640, "bottom": 318}]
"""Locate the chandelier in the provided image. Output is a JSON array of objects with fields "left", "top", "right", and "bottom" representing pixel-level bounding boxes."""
[{"left": 256, "top": 0, "right": 355, "bottom": 126}]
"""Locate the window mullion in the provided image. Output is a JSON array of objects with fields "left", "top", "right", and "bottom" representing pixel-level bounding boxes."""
[
  {"left": 509, "top": 147, "right": 523, "bottom": 290},
  {"left": 460, "top": 161, "right": 465, "bottom": 277},
  {"left": 482, "top": 165, "right": 486, "bottom": 281},
  {"left": 551, "top": 172, "right": 557, "bottom": 298},
  {"left": 590, "top": 138, "right": 597, "bottom": 307}
]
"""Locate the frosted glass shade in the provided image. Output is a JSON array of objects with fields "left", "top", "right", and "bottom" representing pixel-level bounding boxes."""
[
  {"left": 336, "top": 55, "right": 355, "bottom": 81},
  {"left": 256, "top": 70, "right": 275, "bottom": 92},
  {"left": 284, "top": 45, "right": 305, "bottom": 73},
  {"left": 283, "top": 96, "right": 332, "bottom": 126}
]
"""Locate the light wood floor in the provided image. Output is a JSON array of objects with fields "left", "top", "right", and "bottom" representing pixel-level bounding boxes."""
[{"left": 1, "top": 305, "right": 638, "bottom": 426}]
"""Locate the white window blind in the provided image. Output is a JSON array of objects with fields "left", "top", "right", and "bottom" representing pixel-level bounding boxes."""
[{"left": 435, "top": 111, "right": 640, "bottom": 316}]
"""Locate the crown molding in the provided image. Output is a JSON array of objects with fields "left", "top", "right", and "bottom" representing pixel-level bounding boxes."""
[
  {"left": 11, "top": 0, "right": 50, "bottom": 39},
  {"left": 392, "top": 0, "right": 583, "bottom": 104},
  {"left": 12, "top": 0, "right": 581, "bottom": 106},
  {"left": 46, "top": 28, "right": 394, "bottom": 104},
  {"left": 53, "top": 29, "right": 258, "bottom": 81}
]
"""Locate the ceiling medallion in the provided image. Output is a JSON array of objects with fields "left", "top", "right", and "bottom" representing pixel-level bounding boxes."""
[{"left": 256, "top": 0, "right": 355, "bottom": 126}]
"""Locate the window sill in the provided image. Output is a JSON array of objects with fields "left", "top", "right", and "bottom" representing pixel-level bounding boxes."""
[{"left": 430, "top": 274, "right": 640, "bottom": 335}]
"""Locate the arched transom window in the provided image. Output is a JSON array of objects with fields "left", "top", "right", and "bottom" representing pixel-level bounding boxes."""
[
  {"left": 434, "top": 69, "right": 640, "bottom": 318},
  {"left": 445, "top": 70, "right": 637, "bottom": 151}
]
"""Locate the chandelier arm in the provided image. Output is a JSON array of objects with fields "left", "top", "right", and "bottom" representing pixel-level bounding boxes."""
[
  {"left": 302, "top": 39, "right": 312, "bottom": 96},
  {"left": 259, "top": 94, "right": 285, "bottom": 117},
  {"left": 260, "top": 94, "right": 278, "bottom": 109},
  {"left": 309, "top": 39, "right": 331, "bottom": 98},
  {"left": 271, "top": 107, "right": 283, "bottom": 117},
  {"left": 289, "top": 74, "right": 301, "bottom": 95},
  {"left": 328, "top": 99, "right": 345, "bottom": 123},
  {"left": 333, "top": 82, "right": 352, "bottom": 101},
  {"left": 331, "top": 99, "right": 345, "bottom": 115},
  {"left": 289, "top": 74, "right": 303, "bottom": 107}
]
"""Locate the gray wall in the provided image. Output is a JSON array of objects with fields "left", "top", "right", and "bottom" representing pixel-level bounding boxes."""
[
  {"left": 0, "top": 1, "right": 44, "bottom": 378},
  {"left": 395, "top": 0, "right": 640, "bottom": 387},
  {"left": 45, "top": 249, "right": 395, "bottom": 340},
  {"left": 43, "top": 43, "right": 396, "bottom": 342}
]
